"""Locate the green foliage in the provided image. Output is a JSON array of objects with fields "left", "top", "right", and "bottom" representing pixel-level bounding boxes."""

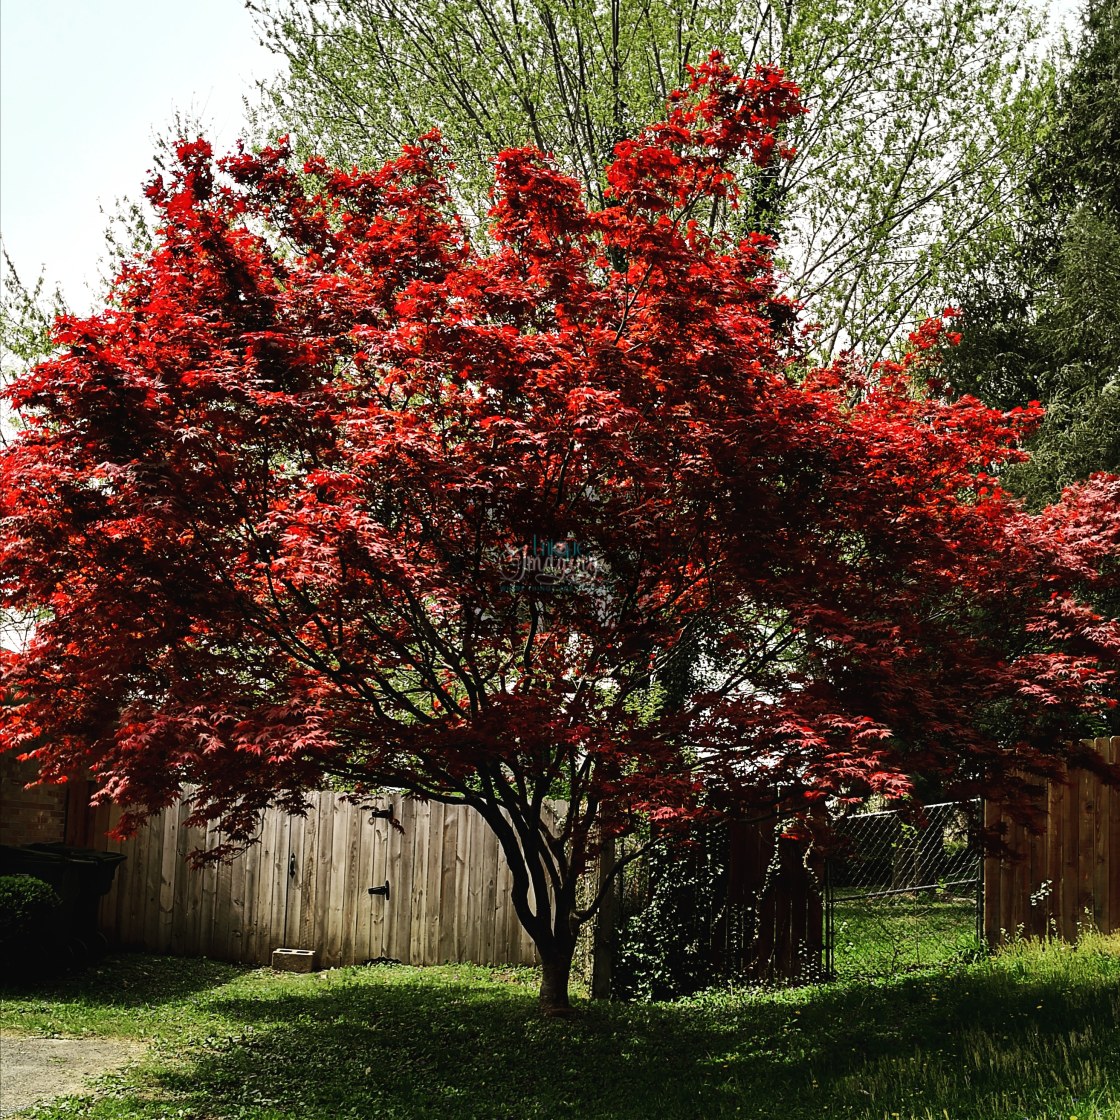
[
  {"left": 0, "top": 253, "right": 62, "bottom": 647},
  {"left": 944, "top": 2, "right": 1120, "bottom": 735},
  {"left": 252, "top": 0, "right": 1054, "bottom": 360},
  {"left": 946, "top": 0, "right": 1120, "bottom": 508},
  {"left": 1036, "top": 0, "right": 1120, "bottom": 216},
  {"left": 2, "top": 941, "right": 1118, "bottom": 1118},
  {"left": 0, "top": 873, "right": 61, "bottom": 948},
  {"left": 0, "top": 251, "right": 63, "bottom": 397},
  {"left": 612, "top": 824, "right": 731, "bottom": 1001}
]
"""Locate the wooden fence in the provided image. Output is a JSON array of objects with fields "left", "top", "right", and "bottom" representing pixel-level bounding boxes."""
[
  {"left": 70, "top": 737, "right": 1118, "bottom": 975},
  {"left": 984, "top": 737, "right": 1120, "bottom": 944},
  {"left": 80, "top": 792, "right": 543, "bottom": 968}
]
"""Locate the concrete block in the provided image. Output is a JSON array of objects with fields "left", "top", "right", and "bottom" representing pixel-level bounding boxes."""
[{"left": 271, "top": 948, "right": 317, "bottom": 973}]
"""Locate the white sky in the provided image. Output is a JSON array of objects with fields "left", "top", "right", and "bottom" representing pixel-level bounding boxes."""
[
  {"left": 0, "top": 0, "right": 1085, "bottom": 317},
  {"left": 0, "top": 0, "right": 278, "bottom": 313}
]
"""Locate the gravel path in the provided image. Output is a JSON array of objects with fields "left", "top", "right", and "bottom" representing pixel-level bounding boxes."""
[{"left": 0, "top": 1033, "right": 146, "bottom": 1118}]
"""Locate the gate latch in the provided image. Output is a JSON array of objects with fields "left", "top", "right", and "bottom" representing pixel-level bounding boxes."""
[{"left": 368, "top": 880, "right": 390, "bottom": 899}]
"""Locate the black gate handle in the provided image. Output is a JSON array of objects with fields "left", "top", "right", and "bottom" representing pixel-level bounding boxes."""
[{"left": 368, "top": 880, "right": 390, "bottom": 899}]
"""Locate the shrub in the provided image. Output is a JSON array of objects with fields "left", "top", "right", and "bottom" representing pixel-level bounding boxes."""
[{"left": 0, "top": 873, "right": 61, "bottom": 948}]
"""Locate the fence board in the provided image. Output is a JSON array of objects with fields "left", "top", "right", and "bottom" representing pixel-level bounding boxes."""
[
  {"left": 224, "top": 842, "right": 247, "bottom": 963},
  {"left": 422, "top": 802, "right": 445, "bottom": 966},
  {"left": 454, "top": 801, "right": 475, "bottom": 963},
  {"left": 198, "top": 832, "right": 215, "bottom": 957},
  {"left": 123, "top": 802, "right": 148, "bottom": 947},
  {"left": 373, "top": 801, "right": 394, "bottom": 959},
  {"left": 982, "top": 800, "right": 1000, "bottom": 944},
  {"left": 322, "top": 800, "right": 348, "bottom": 966},
  {"left": 437, "top": 804, "right": 460, "bottom": 965},
  {"left": 157, "top": 808, "right": 178, "bottom": 954},
  {"left": 96, "top": 804, "right": 123, "bottom": 935},
  {"left": 1094, "top": 754, "right": 1110, "bottom": 931},
  {"left": 1027, "top": 814, "right": 1047, "bottom": 939},
  {"left": 997, "top": 815, "right": 1016, "bottom": 940},
  {"left": 311, "top": 791, "right": 336, "bottom": 960},
  {"left": 337, "top": 803, "right": 361, "bottom": 965},
  {"left": 409, "top": 800, "right": 435, "bottom": 965},
  {"left": 1046, "top": 776, "right": 1065, "bottom": 940},
  {"left": 250, "top": 817, "right": 271, "bottom": 960},
  {"left": 211, "top": 832, "right": 234, "bottom": 958},
  {"left": 271, "top": 815, "right": 290, "bottom": 957},
  {"left": 169, "top": 803, "right": 191, "bottom": 956},
  {"left": 349, "top": 805, "right": 372, "bottom": 964},
  {"left": 386, "top": 796, "right": 414, "bottom": 961},
  {"left": 1060, "top": 771, "right": 1080, "bottom": 940},
  {"left": 1011, "top": 815, "right": 1031, "bottom": 937},
  {"left": 480, "top": 815, "right": 501, "bottom": 965},
  {"left": 1077, "top": 766, "right": 1096, "bottom": 929},
  {"left": 284, "top": 812, "right": 306, "bottom": 948},
  {"left": 239, "top": 812, "right": 260, "bottom": 964},
  {"left": 464, "top": 810, "right": 485, "bottom": 965},
  {"left": 142, "top": 811, "right": 164, "bottom": 952},
  {"left": 299, "top": 792, "right": 324, "bottom": 955},
  {"left": 1108, "top": 739, "right": 1120, "bottom": 934}
]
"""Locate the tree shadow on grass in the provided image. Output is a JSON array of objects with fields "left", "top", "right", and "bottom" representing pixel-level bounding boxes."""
[
  {"left": 0, "top": 950, "right": 244, "bottom": 1011},
  {"left": 140, "top": 951, "right": 1119, "bottom": 1120},
  {"left": 162, "top": 977, "right": 769, "bottom": 1120}
]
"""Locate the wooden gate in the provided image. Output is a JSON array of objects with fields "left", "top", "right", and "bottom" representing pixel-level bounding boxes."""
[
  {"left": 78, "top": 792, "right": 545, "bottom": 968},
  {"left": 723, "top": 820, "right": 825, "bottom": 981}
]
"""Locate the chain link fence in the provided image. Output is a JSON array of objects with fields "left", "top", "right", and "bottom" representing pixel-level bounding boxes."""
[
  {"left": 584, "top": 799, "right": 985, "bottom": 995},
  {"left": 826, "top": 799, "right": 984, "bottom": 979}
]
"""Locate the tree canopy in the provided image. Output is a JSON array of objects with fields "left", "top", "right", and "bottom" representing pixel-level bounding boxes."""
[
  {"left": 2, "top": 58, "right": 1118, "bottom": 1009},
  {"left": 252, "top": 0, "right": 1053, "bottom": 360}
]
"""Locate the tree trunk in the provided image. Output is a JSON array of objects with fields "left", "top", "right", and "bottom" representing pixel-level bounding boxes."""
[
  {"left": 472, "top": 795, "right": 582, "bottom": 1015},
  {"left": 538, "top": 943, "right": 575, "bottom": 1014}
]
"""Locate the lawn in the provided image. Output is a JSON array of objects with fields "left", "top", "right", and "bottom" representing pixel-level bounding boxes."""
[
  {"left": 1, "top": 936, "right": 1118, "bottom": 1120},
  {"left": 832, "top": 896, "right": 984, "bottom": 979}
]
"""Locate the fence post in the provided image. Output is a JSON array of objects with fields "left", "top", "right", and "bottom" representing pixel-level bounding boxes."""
[{"left": 590, "top": 836, "right": 618, "bottom": 999}]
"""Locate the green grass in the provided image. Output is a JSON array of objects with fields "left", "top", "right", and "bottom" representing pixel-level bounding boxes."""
[
  {"left": 2, "top": 936, "right": 1118, "bottom": 1120},
  {"left": 832, "top": 896, "right": 984, "bottom": 978}
]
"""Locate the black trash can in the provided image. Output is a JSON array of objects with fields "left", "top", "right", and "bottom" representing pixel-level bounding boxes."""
[{"left": 0, "top": 843, "right": 125, "bottom": 965}]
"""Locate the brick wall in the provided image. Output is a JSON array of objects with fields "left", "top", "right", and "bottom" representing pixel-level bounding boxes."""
[{"left": 0, "top": 753, "right": 68, "bottom": 846}]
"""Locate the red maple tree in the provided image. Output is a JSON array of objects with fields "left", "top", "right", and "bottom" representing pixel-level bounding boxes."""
[{"left": 2, "top": 57, "right": 1118, "bottom": 1009}]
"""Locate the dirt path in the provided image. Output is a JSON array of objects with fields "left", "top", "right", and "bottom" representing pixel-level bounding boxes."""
[{"left": 0, "top": 1033, "right": 146, "bottom": 1118}]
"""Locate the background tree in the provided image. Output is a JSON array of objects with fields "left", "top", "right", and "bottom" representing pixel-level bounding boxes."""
[
  {"left": 946, "top": 0, "right": 1120, "bottom": 508},
  {"left": 3, "top": 61, "right": 1118, "bottom": 1012},
  {"left": 0, "top": 252, "right": 63, "bottom": 653},
  {"left": 0, "top": 252, "right": 63, "bottom": 440},
  {"left": 250, "top": 0, "right": 1053, "bottom": 361}
]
